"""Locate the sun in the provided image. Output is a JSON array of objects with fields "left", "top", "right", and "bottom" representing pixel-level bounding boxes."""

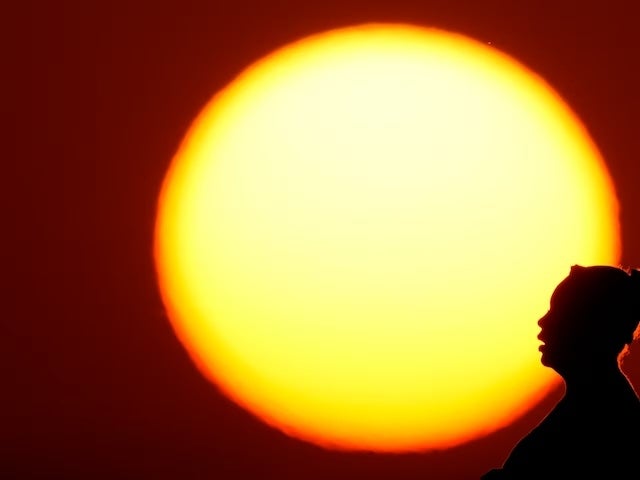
[{"left": 154, "top": 23, "right": 620, "bottom": 452}]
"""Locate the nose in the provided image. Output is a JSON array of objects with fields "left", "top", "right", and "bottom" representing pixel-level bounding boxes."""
[
  {"left": 538, "top": 311, "right": 550, "bottom": 327},
  {"left": 537, "top": 312, "right": 549, "bottom": 340}
]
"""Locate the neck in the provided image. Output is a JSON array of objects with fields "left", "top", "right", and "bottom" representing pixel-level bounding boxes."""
[{"left": 560, "top": 360, "right": 629, "bottom": 394}]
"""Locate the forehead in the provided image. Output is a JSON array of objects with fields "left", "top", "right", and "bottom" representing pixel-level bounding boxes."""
[
  {"left": 549, "top": 271, "right": 604, "bottom": 310},
  {"left": 549, "top": 268, "right": 625, "bottom": 311},
  {"left": 549, "top": 276, "right": 578, "bottom": 309}
]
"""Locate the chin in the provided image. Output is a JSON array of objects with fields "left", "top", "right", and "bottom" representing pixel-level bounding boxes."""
[{"left": 539, "top": 353, "right": 552, "bottom": 368}]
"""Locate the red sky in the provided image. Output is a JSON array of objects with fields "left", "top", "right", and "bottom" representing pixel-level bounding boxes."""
[{"left": 8, "top": 1, "right": 640, "bottom": 479}]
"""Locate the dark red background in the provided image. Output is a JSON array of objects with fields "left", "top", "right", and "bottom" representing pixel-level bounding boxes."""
[{"left": 8, "top": 1, "right": 640, "bottom": 478}]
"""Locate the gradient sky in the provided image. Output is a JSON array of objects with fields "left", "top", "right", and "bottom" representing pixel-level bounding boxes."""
[{"left": 8, "top": 1, "right": 640, "bottom": 479}]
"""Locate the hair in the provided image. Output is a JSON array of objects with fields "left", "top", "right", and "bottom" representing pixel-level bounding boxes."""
[{"left": 568, "top": 265, "right": 640, "bottom": 361}]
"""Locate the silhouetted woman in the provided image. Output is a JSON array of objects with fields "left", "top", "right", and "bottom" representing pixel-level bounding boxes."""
[{"left": 482, "top": 265, "right": 640, "bottom": 478}]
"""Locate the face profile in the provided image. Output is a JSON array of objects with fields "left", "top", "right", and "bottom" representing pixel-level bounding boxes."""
[
  {"left": 536, "top": 277, "right": 583, "bottom": 372},
  {"left": 537, "top": 265, "right": 639, "bottom": 376},
  {"left": 482, "top": 264, "right": 640, "bottom": 479}
]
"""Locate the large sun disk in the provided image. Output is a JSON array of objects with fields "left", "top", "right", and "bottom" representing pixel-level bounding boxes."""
[{"left": 155, "top": 24, "right": 620, "bottom": 452}]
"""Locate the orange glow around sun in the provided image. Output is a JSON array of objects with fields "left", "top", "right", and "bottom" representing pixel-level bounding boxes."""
[{"left": 154, "top": 24, "right": 620, "bottom": 452}]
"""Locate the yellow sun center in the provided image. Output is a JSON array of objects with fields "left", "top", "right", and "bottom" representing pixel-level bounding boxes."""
[{"left": 154, "top": 24, "right": 620, "bottom": 452}]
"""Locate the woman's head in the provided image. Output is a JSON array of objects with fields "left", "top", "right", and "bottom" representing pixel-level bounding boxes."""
[{"left": 537, "top": 265, "right": 640, "bottom": 373}]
